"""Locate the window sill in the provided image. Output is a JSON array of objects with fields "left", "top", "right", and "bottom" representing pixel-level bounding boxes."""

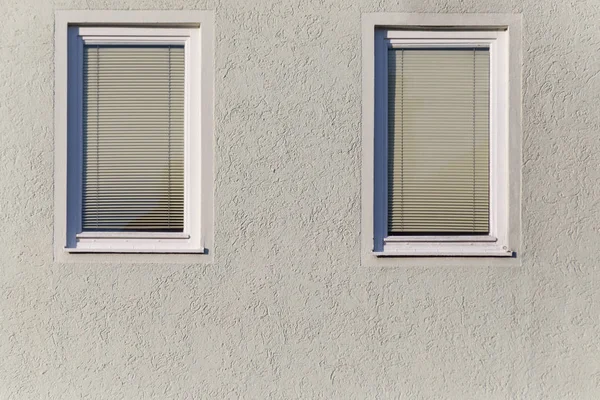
[
  {"left": 55, "top": 249, "right": 211, "bottom": 264},
  {"left": 375, "top": 241, "right": 512, "bottom": 257},
  {"left": 67, "top": 232, "right": 203, "bottom": 254},
  {"left": 65, "top": 247, "right": 205, "bottom": 254}
]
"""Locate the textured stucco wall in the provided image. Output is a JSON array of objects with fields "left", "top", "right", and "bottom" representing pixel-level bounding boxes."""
[{"left": 1, "top": 0, "right": 600, "bottom": 398}]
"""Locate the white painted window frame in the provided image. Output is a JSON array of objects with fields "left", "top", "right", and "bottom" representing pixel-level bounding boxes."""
[
  {"left": 362, "top": 13, "right": 522, "bottom": 262},
  {"left": 54, "top": 11, "right": 215, "bottom": 260}
]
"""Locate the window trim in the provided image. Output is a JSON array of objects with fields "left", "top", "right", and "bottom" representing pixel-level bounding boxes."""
[
  {"left": 361, "top": 13, "right": 522, "bottom": 263},
  {"left": 54, "top": 11, "right": 214, "bottom": 262}
]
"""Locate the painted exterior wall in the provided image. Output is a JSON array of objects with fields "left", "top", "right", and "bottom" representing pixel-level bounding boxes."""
[{"left": 1, "top": 0, "right": 599, "bottom": 398}]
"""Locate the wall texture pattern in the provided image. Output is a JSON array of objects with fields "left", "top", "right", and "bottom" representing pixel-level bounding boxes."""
[{"left": 1, "top": 0, "right": 600, "bottom": 398}]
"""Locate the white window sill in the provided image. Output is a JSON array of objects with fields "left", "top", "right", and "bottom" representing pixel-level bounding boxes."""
[
  {"left": 65, "top": 248, "right": 205, "bottom": 254},
  {"left": 67, "top": 232, "right": 203, "bottom": 253},
  {"left": 375, "top": 240, "right": 513, "bottom": 257}
]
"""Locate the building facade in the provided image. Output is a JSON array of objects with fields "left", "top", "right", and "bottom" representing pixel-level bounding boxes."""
[{"left": 1, "top": 0, "right": 599, "bottom": 398}]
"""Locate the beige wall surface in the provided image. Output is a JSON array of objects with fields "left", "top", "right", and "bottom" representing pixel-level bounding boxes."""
[{"left": 1, "top": 0, "right": 599, "bottom": 398}]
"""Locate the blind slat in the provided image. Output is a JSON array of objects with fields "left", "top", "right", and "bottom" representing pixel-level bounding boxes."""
[
  {"left": 387, "top": 49, "right": 490, "bottom": 234},
  {"left": 82, "top": 45, "right": 185, "bottom": 232}
]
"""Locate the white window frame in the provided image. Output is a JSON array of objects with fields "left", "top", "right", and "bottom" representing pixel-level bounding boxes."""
[
  {"left": 361, "top": 13, "right": 522, "bottom": 262},
  {"left": 54, "top": 11, "right": 214, "bottom": 260}
]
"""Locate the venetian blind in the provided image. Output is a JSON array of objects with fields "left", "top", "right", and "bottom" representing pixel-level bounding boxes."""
[
  {"left": 82, "top": 45, "right": 184, "bottom": 231},
  {"left": 387, "top": 48, "right": 490, "bottom": 234}
]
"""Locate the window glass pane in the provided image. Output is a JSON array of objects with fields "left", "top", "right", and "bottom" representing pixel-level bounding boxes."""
[
  {"left": 387, "top": 48, "right": 490, "bottom": 234},
  {"left": 82, "top": 45, "right": 185, "bottom": 232}
]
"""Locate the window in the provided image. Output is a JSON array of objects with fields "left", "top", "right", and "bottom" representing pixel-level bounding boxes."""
[
  {"left": 387, "top": 44, "right": 491, "bottom": 236},
  {"left": 55, "top": 12, "right": 214, "bottom": 258},
  {"left": 361, "top": 14, "right": 521, "bottom": 260}
]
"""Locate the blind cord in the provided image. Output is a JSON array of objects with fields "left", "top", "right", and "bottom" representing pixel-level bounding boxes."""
[
  {"left": 472, "top": 49, "right": 476, "bottom": 233},
  {"left": 168, "top": 46, "right": 171, "bottom": 229},
  {"left": 96, "top": 45, "right": 100, "bottom": 229},
  {"left": 400, "top": 50, "right": 404, "bottom": 232}
]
